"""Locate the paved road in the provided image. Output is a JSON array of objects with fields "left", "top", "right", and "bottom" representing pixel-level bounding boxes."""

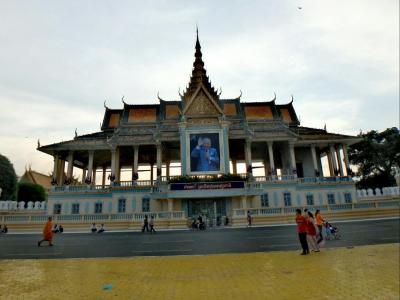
[{"left": 0, "top": 218, "right": 398, "bottom": 259}]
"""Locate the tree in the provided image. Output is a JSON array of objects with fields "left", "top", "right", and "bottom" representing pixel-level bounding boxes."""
[
  {"left": 348, "top": 127, "right": 400, "bottom": 189},
  {"left": 0, "top": 154, "right": 17, "bottom": 200},
  {"left": 17, "top": 182, "right": 46, "bottom": 202}
]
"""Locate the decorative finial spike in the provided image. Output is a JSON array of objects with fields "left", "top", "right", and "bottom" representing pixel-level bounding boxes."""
[
  {"left": 37, "top": 139, "right": 40, "bottom": 148},
  {"left": 75, "top": 128, "right": 78, "bottom": 138},
  {"left": 121, "top": 95, "right": 126, "bottom": 105},
  {"left": 104, "top": 100, "right": 108, "bottom": 109}
]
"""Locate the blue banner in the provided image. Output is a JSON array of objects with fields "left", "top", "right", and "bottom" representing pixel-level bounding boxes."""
[{"left": 170, "top": 181, "right": 245, "bottom": 190}]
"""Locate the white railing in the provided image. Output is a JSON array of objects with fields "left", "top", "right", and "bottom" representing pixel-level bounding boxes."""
[
  {"left": 0, "top": 210, "right": 186, "bottom": 224},
  {"left": 232, "top": 199, "right": 399, "bottom": 217},
  {"left": 49, "top": 176, "right": 357, "bottom": 194},
  {"left": 357, "top": 186, "right": 400, "bottom": 200},
  {"left": 0, "top": 200, "right": 46, "bottom": 212}
]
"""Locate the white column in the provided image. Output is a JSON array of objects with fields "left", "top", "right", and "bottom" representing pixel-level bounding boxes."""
[
  {"left": 82, "top": 169, "right": 86, "bottom": 184},
  {"left": 52, "top": 154, "right": 59, "bottom": 181},
  {"left": 241, "top": 196, "right": 247, "bottom": 209},
  {"left": 267, "top": 141, "right": 275, "bottom": 176},
  {"left": 156, "top": 143, "right": 162, "bottom": 181},
  {"left": 102, "top": 167, "right": 106, "bottom": 186},
  {"left": 110, "top": 149, "right": 116, "bottom": 182},
  {"left": 310, "top": 144, "right": 319, "bottom": 176},
  {"left": 232, "top": 159, "right": 237, "bottom": 174},
  {"left": 115, "top": 148, "right": 120, "bottom": 181},
  {"left": 342, "top": 144, "right": 351, "bottom": 176},
  {"left": 245, "top": 139, "right": 252, "bottom": 176},
  {"left": 167, "top": 199, "right": 173, "bottom": 212},
  {"left": 166, "top": 161, "right": 170, "bottom": 179},
  {"left": 92, "top": 168, "right": 97, "bottom": 185},
  {"left": 58, "top": 160, "right": 65, "bottom": 185},
  {"left": 329, "top": 144, "right": 338, "bottom": 176},
  {"left": 336, "top": 145, "right": 344, "bottom": 176},
  {"left": 87, "top": 150, "right": 94, "bottom": 183},
  {"left": 133, "top": 146, "right": 139, "bottom": 180},
  {"left": 66, "top": 151, "right": 74, "bottom": 182},
  {"left": 289, "top": 142, "right": 297, "bottom": 177}
]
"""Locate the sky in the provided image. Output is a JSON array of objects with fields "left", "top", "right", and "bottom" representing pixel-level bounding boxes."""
[{"left": 0, "top": 0, "right": 398, "bottom": 178}]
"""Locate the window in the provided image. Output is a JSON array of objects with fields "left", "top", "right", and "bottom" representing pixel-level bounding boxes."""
[
  {"left": 261, "top": 194, "right": 269, "bottom": 207},
  {"left": 344, "top": 193, "right": 352, "bottom": 203},
  {"left": 71, "top": 203, "right": 80, "bottom": 214},
  {"left": 118, "top": 198, "right": 126, "bottom": 213},
  {"left": 306, "top": 194, "right": 314, "bottom": 206},
  {"left": 327, "top": 193, "right": 335, "bottom": 205},
  {"left": 53, "top": 204, "right": 62, "bottom": 215},
  {"left": 142, "top": 197, "right": 150, "bottom": 212},
  {"left": 94, "top": 202, "right": 103, "bottom": 214},
  {"left": 283, "top": 192, "right": 291, "bottom": 206}
]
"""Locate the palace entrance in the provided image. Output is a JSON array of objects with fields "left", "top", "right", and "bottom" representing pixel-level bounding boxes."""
[{"left": 185, "top": 198, "right": 228, "bottom": 221}]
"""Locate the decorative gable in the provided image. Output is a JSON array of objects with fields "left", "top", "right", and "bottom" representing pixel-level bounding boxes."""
[{"left": 183, "top": 86, "right": 223, "bottom": 117}]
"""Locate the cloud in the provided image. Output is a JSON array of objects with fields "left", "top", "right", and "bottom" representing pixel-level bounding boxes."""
[{"left": 0, "top": 0, "right": 398, "bottom": 176}]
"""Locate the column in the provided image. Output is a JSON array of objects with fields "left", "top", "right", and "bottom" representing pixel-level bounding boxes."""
[
  {"left": 232, "top": 159, "right": 237, "bottom": 174},
  {"left": 167, "top": 199, "right": 173, "bottom": 212},
  {"left": 166, "top": 161, "right": 170, "bottom": 179},
  {"left": 241, "top": 196, "right": 247, "bottom": 209},
  {"left": 133, "top": 146, "right": 139, "bottom": 181},
  {"left": 110, "top": 149, "right": 116, "bottom": 182},
  {"left": 310, "top": 144, "right": 319, "bottom": 177},
  {"left": 329, "top": 144, "right": 338, "bottom": 176},
  {"left": 82, "top": 169, "right": 86, "bottom": 184},
  {"left": 156, "top": 143, "right": 162, "bottom": 181},
  {"left": 150, "top": 163, "right": 154, "bottom": 186},
  {"left": 326, "top": 151, "right": 334, "bottom": 176},
  {"left": 245, "top": 139, "right": 252, "bottom": 177},
  {"left": 52, "top": 154, "right": 59, "bottom": 184},
  {"left": 58, "top": 160, "right": 65, "bottom": 185},
  {"left": 87, "top": 150, "right": 94, "bottom": 184},
  {"left": 102, "top": 167, "right": 106, "bottom": 187},
  {"left": 335, "top": 145, "right": 344, "bottom": 176},
  {"left": 115, "top": 148, "right": 120, "bottom": 182},
  {"left": 289, "top": 142, "right": 297, "bottom": 177},
  {"left": 267, "top": 141, "right": 275, "bottom": 177},
  {"left": 92, "top": 168, "right": 97, "bottom": 185},
  {"left": 342, "top": 144, "right": 351, "bottom": 176},
  {"left": 66, "top": 151, "right": 74, "bottom": 184}
]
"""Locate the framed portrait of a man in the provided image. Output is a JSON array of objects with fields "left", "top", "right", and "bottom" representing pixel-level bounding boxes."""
[{"left": 186, "top": 131, "right": 224, "bottom": 174}]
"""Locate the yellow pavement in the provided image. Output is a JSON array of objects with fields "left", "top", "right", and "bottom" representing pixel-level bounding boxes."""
[{"left": 0, "top": 244, "right": 399, "bottom": 300}]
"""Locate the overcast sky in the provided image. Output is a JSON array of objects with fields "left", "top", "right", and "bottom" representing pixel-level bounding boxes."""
[{"left": 0, "top": 0, "right": 398, "bottom": 177}]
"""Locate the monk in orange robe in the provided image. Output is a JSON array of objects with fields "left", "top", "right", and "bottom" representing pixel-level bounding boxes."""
[{"left": 38, "top": 217, "right": 54, "bottom": 246}]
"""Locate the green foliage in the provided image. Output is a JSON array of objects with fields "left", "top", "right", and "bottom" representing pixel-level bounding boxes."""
[
  {"left": 169, "top": 173, "right": 246, "bottom": 183},
  {"left": 348, "top": 127, "right": 400, "bottom": 189},
  {"left": 0, "top": 154, "right": 17, "bottom": 200},
  {"left": 17, "top": 182, "right": 46, "bottom": 202}
]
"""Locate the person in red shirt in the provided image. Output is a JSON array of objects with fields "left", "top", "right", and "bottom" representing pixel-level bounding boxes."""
[
  {"left": 295, "top": 208, "right": 309, "bottom": 255},
  {"left": 306, "top": 211, "right": 320, "bottom": 252}
]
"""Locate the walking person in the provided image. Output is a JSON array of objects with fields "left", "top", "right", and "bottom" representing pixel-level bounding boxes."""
[
  {"left": 142, "top": 215, "right": 149, "bottom": 232},
  {"left": 306, "top": 211, "right": 320, "bottom": 252},
  {"left": 247, "top": 210, "right": 252, "bottom": 227},
  {"left": 315, "top": 210, "right": 325, "bottom": 244},
  {"left": 38, "top": 217, "right": 54, "bottom": 247},
  {"left": 295, "top": 209, "right": 309, "bottom": 255},
  {"left": 149, "top": 216, "right": 156, "bottom": 234}
]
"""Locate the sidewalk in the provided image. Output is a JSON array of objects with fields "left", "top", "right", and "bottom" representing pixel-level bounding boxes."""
[{"left": 0, "top": 243, "right": 398, "bottom": 300}]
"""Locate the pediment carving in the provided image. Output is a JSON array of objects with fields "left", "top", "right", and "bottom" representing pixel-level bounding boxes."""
[{"left": 185, "top": 89, "right": 221, "bottom": 116}]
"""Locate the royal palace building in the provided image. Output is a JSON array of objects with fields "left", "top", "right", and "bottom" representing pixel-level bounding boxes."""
[{"left": 38, "top": 32, "right": 360, "bottom": 226}]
